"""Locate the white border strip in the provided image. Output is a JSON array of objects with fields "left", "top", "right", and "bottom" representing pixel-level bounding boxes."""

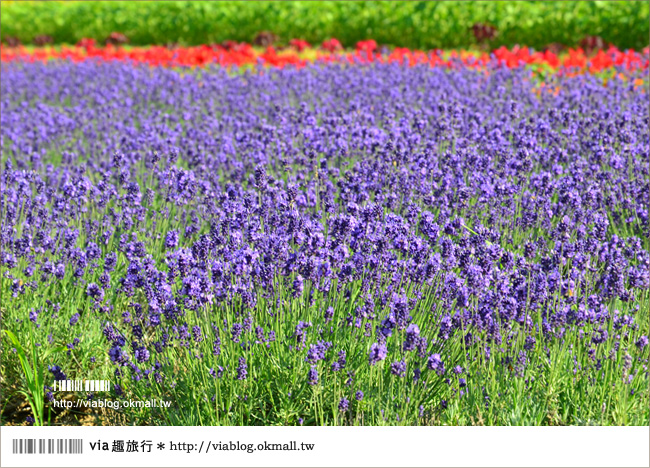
[{"left": 2, "top": 426, "right": 649, "bottom": 467}]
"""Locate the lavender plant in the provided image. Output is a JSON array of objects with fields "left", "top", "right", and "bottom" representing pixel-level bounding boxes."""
[{"left": 1, "top": 60, "right": 648, "bottom": 426}]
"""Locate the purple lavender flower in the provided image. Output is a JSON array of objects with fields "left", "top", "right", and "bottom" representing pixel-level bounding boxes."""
[
  {"left": 192, "top": 325, "right": 203, "bottom": 342},
  {"left": 307, "top": 366, "right": 318, "bottom": 385},
  {"left": 165, "top": 230, "right": 179, "bottom": 249},
  {"left": 391, "top": 360, "right": 407, "bottom": 377},
  {"left": 254, "top": 165, "right": 267, "bottom": 190},
  {"left": 292, "top": 274, "right": 304, "bottom": 298},
  {"left": 104, "top": 252, "right": 117, "bottom": 272},
  {"left": 231, "top": 323, "right": 243, "bottom": 343},
  {"left": 236, "top": 357, "right": 248, "bottom": 380},
  {"left": 335, "top": 350, "right": 346, "bottom": 370},
  {"left": 135, "top": 347, "right": 150, "bottom": 363},
  {"left": 99, "top": 273, "right": 111, "bottom": 288},
  {"left": 338, "top": 397, "right": 349, "bottom": 412},
  {"left": 324, "top": 307, "right": 334, "bottom": 323},
  {"left": 295, "top": 321, "right": 311, "bottom": 346},
  {"left": 109, "top": 346, "right": 128, "bottom": 364},
  {"left": 306, "top": 341, "right": 332, "bottom": 364},
  {"left": 213, "top": 337, "right": 222, "bottom": 356},
  {"left": 368, "top": 342, "right": 388, "bottom": 365},
  {"left": 403, "top": 323, "right": 420, "bottom": 352},
  {"left": 48, "top": 365, "right": 67, "bottom": 381},
  {"left": 86, "top": 283, "right": 104, "bottom": 302},
  {"left": 524, "top": 336, "right": 536, "bottom": 351},
  {"left": 427, "top": 353, "right": 445, "bottom": 376}
]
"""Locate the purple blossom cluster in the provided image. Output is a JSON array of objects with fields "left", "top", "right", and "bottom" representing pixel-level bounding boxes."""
[{"left": 1, "top": 61, "right": 648, "bottom": 424}]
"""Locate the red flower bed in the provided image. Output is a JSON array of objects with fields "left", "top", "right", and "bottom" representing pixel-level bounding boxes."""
[{"left": 1, "top": 39, "right": 648, "bottom": 73}]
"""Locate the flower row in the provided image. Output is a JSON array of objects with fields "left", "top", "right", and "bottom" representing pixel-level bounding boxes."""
[{"left": 2, "top": 39, "right": 648, "bottom": 72}]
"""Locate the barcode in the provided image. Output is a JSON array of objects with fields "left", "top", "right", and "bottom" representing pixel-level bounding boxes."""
[
  {"left": 12, "top": 439, "right": 83, "bottom": 454},
  {"left": 53, "top": 380, "right": 111, "bottom": 392}
]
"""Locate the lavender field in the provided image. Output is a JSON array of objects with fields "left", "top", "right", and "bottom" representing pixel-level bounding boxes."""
[{"left": 1, "top": 61, "right": 648, "bottom": 426}]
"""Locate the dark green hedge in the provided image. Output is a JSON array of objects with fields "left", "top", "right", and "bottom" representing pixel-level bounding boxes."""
[{"left": 1, "top": 1, "right": 648, "bottom": 50}]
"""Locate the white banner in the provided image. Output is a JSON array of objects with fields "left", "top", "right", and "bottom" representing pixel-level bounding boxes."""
[{"left": 1, "top": 426, "right": 648, "bottom": 467}]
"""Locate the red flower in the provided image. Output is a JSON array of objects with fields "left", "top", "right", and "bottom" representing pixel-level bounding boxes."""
[
  {"left": 289, "top": 39, "right": 311, "bottom": 52},
  {"left": 321, "top": 38, "right": 342, "bottom": 52},
  {"left": 356, "top": 40, "right": 377, "bottom": 52},
  {"left": 76, "top": 38, "right": 96, "bottom": 50}
]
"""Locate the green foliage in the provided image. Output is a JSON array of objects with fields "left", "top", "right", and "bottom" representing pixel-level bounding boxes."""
[
  {"left": 3, "top": 330, "right": 64, "bottom": 425},
  {"left": 1, "top": 1, "right": 648, "bottom": 50}
]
